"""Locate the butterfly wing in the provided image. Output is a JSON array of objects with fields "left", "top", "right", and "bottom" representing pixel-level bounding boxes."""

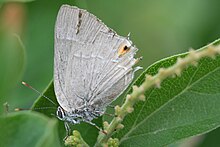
[{"left": 54, "top": 5, "right": 139, "bottom": 112}]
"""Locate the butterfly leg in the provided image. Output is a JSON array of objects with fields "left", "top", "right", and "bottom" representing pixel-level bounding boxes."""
[
  {"left": 107, "top": 104, "right": 115, "bottom": 108},
  {"left": 103, "top": 112, "right": 115, "bottom": 117},
  {"left": 64, "top": 122, "right": 71, "bottom": 140},
  {"left": 85, "top": 120, "right": 107, "bottom": 135},
  {"left": 94, "top": 110, "right": 115, "bottom": 117}
]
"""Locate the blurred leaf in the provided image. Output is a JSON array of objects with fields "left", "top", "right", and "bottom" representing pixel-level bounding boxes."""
[
  {"left": 113, "top": 39, "right": 220, "bottom": 146},
  {"left": 167, "top": 136, "right": 204, "bottom": 147},
  {"left": 198, "top": 127, "right": 220, "bottom": 147},
  {"left": 0, "top": 0, "right": 34, "bottom": 2},
  {"left": 0, "top": 111, "right": 60, "bottom": 147},
  {"left": 32, "top": 81, "right": 102, "bottom": 146},
  {"left": 0, "top": 31, "right": 25, "bottom": 114}
]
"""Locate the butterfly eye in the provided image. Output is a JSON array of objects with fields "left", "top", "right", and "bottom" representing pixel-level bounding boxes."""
[
  {"left": 56, "top": 107, "right": 65, "bottom": 119},
  {"left": 118, "top": 44, "right": 131, "bottom": 57}
]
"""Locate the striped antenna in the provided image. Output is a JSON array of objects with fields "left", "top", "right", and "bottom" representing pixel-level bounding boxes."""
[
  {"left": 15, "top": 107, "right": 57, "bottom": 112},
  {"left": 22, "top": 81, "right": 57, "bottom": 106}
]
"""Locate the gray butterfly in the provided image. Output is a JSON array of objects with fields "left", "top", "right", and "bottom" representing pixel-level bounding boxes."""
[{"left": 54, "top": 4, "right": 141, "bottom": 135}]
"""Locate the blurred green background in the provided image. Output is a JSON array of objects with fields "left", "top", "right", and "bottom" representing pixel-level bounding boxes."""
[{"left": 1, "top": 0, "right": 220, "bottom": 146}]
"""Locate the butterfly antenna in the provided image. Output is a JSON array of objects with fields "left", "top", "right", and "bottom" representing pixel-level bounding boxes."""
[
  {"left": 15, "top": 107, "right": 57, "bottom": 111},
  {"left": 22, "top": 81, "right": 57, "bottom": 106}
]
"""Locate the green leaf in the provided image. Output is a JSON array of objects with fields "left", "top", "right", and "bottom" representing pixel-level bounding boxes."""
[
  {"left": 0, "top": 111, "right": 60, "bottom": 147},
  {"left": 0, "top": 32, "right": 26, "bottom": 114},
  {"left": 0, "top": 0, "right": 34, "bottom": 2},
  {"left": 114, "top": 39, "right": 220, "bottom": 146},
  {"left": 198, "top": 127, "right": 220, "bottom": 147},
  {"left": 32, "top": 81, "right": 102, "bottom": 146}
]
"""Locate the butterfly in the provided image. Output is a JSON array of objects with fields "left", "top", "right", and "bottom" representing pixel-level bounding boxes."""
[{"left": 54, "top": 4, "right": 141, "bottom": 136}]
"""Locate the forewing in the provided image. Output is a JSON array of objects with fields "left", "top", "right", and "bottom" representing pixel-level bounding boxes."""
[{"left": 54, "top": 5, "right": 138, "bottom": 112}]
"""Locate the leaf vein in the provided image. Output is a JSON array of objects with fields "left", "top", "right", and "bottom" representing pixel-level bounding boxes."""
[
  {"left": 120, "top": 114, "right": 220, "bottom": 143},
  {"left": 120, "top": 62, "right": 220, "bottom": 142}
]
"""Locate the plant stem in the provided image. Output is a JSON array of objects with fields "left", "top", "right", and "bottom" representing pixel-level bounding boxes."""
[{"left": 95, "top": 45, "right": 220, "bottom": 146}]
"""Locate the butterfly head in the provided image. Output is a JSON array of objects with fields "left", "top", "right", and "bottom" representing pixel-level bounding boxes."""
[
  {"left": 56, "top": 106, "right": 100, "bottom": 125},
  {"left": 56, "top": 106, "right": 80, "bottom": 124}
]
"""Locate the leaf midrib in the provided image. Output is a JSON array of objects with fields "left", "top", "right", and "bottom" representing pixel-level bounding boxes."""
[
  {"left": 128, "top": 62, "right": 203, "bottom": 134},
  {"left": 119, "top": 62, "right": 220, "bottom": 143}
]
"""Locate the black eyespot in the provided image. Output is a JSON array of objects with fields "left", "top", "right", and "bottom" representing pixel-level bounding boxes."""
[{"left": 123, "top": 45, "right": 128, "bottom": 50}]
